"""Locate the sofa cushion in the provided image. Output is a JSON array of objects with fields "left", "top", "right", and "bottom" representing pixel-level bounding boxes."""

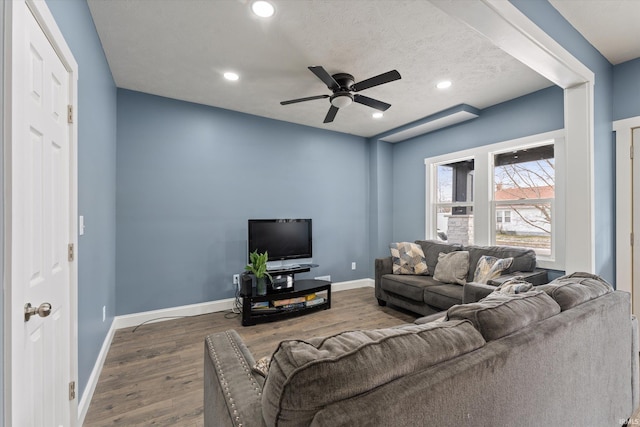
[
  {"left": 423, "top": 283, "right": 464, "bottom": 310},
  {"left": 537, "top": 272, "right": 612, "bottom": 311},
  {"left": 473, "top": 256, "right": 513, "bottom": 284},
  {"left": 389, "top": 242, "right": 429, "bottom": 275},
  {"left": 415, "top": 240, "right": 462, "bottom": 276},
  {"left": 433, "top": 251, "right": 469, "bottom": 285},
  {"left": 381, "top": 274, "right": 440, "bottom": 302},
  {"left": 261, "top": 320, "right": 486, "bottom": 426},
  {"left": 446, "top": 290, "right": 561, "bottom": 341},
  {"left": 464, "top": 245, "right": 537, "bottom": 282}
]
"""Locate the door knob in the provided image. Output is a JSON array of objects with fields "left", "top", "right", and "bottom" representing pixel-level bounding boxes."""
[{"left": 24, "top": 302, "right": 52, "bottom": 322}]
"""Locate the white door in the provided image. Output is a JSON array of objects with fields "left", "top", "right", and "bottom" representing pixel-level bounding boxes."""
[{"left": 8, "top": 1, "right": 78, "bottom": 425}]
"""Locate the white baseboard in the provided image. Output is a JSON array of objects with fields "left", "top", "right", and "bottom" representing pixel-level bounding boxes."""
[
  {"left": 78, "top": 278, "right": 373, "bottom": 424},
  {"left": 112, "top": 297, "right": 237, "bottom": 330},
  {"left": 78, "top": 320, "right": 116, "bottom": 426},
  {"left": 332, "top": 278, "right": 374, "bottom": 291}
]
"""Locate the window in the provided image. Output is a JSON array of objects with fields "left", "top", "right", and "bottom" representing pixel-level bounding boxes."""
[
  {"left": 434, "top": 160, "right": 475, "bottom": 244},
  {"left": 425, "top": 130, "right": 564, "bottom": 269},
  {"left": 496, "top": 210, "right": 511, "bottom": 224},
  {"left": 493, "top": 144, "right": 554, "bottom": 258}
]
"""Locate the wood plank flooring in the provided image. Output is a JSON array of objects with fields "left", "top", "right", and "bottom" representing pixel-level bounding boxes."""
[{"left": 83, "top": 287, "right": 417, "bottom": 426}]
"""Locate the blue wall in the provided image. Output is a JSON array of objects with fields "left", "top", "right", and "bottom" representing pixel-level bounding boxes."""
[
  {"left": 46, "top": 0, "right": 117, "bottom": 397},
  {"left": 116, "top": 90, "right": 369, "bottom": 314},
  {"left": 613, "top": 58, "right": 640, "bottom": 120},
  {"left": 510, "top": 0, "right": 616, "bottom": 284},
  {"left": 387, "top": 86, "right": 564, "bottom": 246},
  {"left": 368, "top": 139, "right": 394, "bottom": 260}
]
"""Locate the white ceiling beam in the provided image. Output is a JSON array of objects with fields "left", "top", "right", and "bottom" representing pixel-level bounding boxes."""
[{"left": 429, "top": 0, "right": 593, "bottom": 88}]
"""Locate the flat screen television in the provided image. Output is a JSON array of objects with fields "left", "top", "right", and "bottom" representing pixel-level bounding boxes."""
[{"left": 248, "top": 219, "right": 312, "bottom": 261}]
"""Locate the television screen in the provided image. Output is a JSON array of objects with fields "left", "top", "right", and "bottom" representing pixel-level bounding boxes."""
[{"left": 248, "top": 219, "right": 312, "bottom": 261}]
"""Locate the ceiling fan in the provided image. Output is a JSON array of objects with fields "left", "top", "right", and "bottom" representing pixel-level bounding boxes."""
[{"left": 280, "top": 66, "right": 401, "bottom": 123}]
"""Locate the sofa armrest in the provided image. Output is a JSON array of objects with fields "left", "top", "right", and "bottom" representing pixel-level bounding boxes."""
[
  {"left": 375, "top": 257, "right": 393, "bottom": 278},
  {"left": 375, "top": 257, "right": 393, "bottom": 300},
  {"left": 204, "top": 330, "right": 266, "bottom": 427},
  {"left": 415, "top": 312, "right": 447, "bottom": 325},
  {"left": 488, "top": 269, "right": 549, "bottom": 286},
  {"left": 463, "top": 282, "right": 496, "bottom": 303}
]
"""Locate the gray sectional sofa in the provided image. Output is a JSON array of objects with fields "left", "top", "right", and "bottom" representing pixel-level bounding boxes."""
[
  {"left": 375, "top": 240, "right": 548, "bottom": 316},
  {"left": 204, "top": 273, "right": 638, "bottom": 426}
]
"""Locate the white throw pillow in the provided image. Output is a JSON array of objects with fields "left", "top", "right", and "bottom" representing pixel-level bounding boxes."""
[{"left": 433, "top": 251, "right": 469, "bottom": 285}]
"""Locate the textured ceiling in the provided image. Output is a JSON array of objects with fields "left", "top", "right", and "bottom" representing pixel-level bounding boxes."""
[
  {"left": 550, "top": 0, "right": 640, "bottom": 65},
  {"left": 87, "top": 0, "right": 555, "bottom": 138}
]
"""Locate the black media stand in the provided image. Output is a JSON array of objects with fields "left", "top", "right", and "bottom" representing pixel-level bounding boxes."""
[{"left": 241, "top": 266, "right": 330, "bottom": 326}]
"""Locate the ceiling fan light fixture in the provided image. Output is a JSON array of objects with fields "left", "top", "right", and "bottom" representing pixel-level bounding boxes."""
[
  {"left": 372, "top": 112, "right": 384, "bottom": 119},
  {"left": 223, "top": 71, "right": 239, "bottom": 81},
  {"left": 330, "top": 93, "right": 353, "bottom": 108},
  {"left": 251, "top": 1, "right": 275, "bottom": 18},
  {"left": 436, "top": 80, "right": 452, "bottom": 89}
]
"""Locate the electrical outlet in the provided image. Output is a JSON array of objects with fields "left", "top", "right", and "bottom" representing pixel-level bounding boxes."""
[
  {"left": 102, "top": 305, "right": 106, "bottom": 322},
  {"left": 351, "top": 262, "right": 356, "bottom": 270},
  {"left": 233, "top": 274, "right": 240, "bottom": 285}
]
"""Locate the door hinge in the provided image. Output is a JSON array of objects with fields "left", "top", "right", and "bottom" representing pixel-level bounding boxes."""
[
  {"left": 68, "top": 243, "right": 74, "bottom": 262},
  {"left": 631, "top": 143, "right": 634, "bottom": 159},
  {"left": 67, "top": 105, "right": 73, "bottom": 124},
  {"left": 69, "top": 381, "right": 76, "bottom": 400},
  {"left": 632, "top": 233, "right": 635, "bottom": 247}
]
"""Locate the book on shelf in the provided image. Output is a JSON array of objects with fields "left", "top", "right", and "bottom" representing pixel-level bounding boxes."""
[
  {"left": 278, "top": 302, "right": 305, "bottom": 310},
  {"left": 251, "top": 301, "right": 270, "bottom": 309},
  {"left": 273, "top": 296, "right": 306, "bottom": 307},
  {"left": 305, "top": 297, "right": 326, "bottom": 307}
]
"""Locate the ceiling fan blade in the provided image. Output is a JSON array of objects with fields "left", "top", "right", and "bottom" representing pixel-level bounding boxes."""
[
  {"left": 309, "top": 66, "right": 341, "bottom": 91},
  {"left": 352, "top": 70, "right": 401, "bottom": 92},
  {"left": 354, "top": 94, "right": 391, "bottom": 111},
  {"left": 323, "top": 105, "right": 339, "bottom": 123},
  {"left": 280, "top": 94, "right": 329, "bottom": 105}
]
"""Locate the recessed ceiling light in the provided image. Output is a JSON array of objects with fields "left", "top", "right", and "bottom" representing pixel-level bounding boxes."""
[
  {"left": 372, "top": 112, "right": 384, "bottom": 119},
  {"left": 223, "top": 72, "right": 239, "bottom": 81},
  {"left": 251, "top": 1, "right": 275, "bottom": 18},
  {"left": 436, "top": 80, "right": 452, "bottom": 89}
]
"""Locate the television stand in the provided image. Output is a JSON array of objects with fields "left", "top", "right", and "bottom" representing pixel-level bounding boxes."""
[{"left": 241, "top": 279, "right": 331, "bottom": 326}]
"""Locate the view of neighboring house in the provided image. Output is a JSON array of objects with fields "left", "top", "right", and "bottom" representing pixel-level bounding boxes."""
[
  {"left": 495, "top": 185, "right": 554, "bottom": 256},
  {"left": 495, "top": 185, "right": 554, "bottom": 236}
]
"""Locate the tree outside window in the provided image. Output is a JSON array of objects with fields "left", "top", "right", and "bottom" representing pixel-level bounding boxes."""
[{"left": 493, "top": 144, "right": 554, "bottom": 257}]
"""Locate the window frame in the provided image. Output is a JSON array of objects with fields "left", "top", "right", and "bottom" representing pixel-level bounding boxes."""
[
  {"left": 425, "top": 130, "right": 565, "bottom": 270},
  {"left": 491, "top": 141, "right": 557, "bottom": 263},
  {"left": 433, "top": 158, "right": 476, "bottom": 243}
]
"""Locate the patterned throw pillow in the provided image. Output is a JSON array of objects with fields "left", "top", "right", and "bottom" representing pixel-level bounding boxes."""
[
  {"left": 473, "top": 256, "right": 513, "bottom": 284},
  {"left": 252, "top": 356, "right": 271, "bottom": 378},
  {"left": 389, "top": 242, "right": 429, "bottom": 275},
  {"left": 433, "top": 251, "right": 469, "bottom": 285}
]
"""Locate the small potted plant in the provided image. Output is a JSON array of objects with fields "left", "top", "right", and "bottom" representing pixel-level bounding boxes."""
[{"left": 245, "top": 250, "right": 272, "bottom": 296}]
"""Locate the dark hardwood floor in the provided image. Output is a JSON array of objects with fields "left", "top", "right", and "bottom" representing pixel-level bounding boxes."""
[{"left": 83, "top": 287, "right": 417, "bottom": 426}]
